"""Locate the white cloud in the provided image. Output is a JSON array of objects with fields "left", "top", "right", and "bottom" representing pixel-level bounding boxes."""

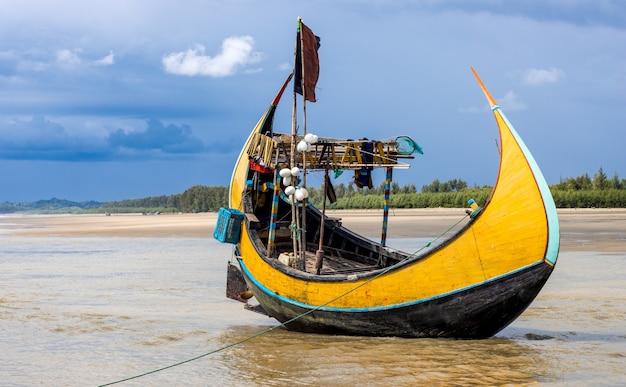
[
  {"left": 499, "top": 91, "right": 527, "bottom": 111},
  {"left": 522, "top": 67, "right": 566, "bottom": 86},
  {"left": 278, "top": 62, "right": 292, "bottom": 71},
  {"left": 93, "top": 50, "right": 115, "bottom": 66},
  {"left": 458, "top": 105, "right": 486, "bottom": 113},
  {"left": 53, "top": 48, "right": 115, "bottom": 69},
  {"left": 243, "top": 68, "right": 263, "bottom": 74},
  {"left": 162, "top": 36, "right": 262, "bottom": 77},
  {"left": 56, "top": 49, "right": 82, "bottom": 66},
  {"left": 55, "top": 48, "right": 115, "bottom": 68},
  {"left": 459, "top": 90, "right": 528, "bottom": 113}
]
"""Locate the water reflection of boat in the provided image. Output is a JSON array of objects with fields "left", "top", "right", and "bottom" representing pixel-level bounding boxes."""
[
  {"left": 217, "top": 327, "right": 548, "bottom": 385},
  {"left": 216, "top": 18, "right": 559, "bottom": 338}
]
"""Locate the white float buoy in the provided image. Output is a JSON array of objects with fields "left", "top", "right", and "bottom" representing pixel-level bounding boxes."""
[
  {"left": 295, "top": 188, "right": 306, "bottom": 201},
  {"left": 279, "top": 168, "right": 291, "bottom": 178},
  {"left": 304, "top": 133, "right": 317, "bottom": 144},
  {"left": 297, "top": 140, "right": 308, "bottom": 152}
]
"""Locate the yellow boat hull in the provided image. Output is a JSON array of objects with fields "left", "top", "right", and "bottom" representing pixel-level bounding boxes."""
[{"left": 225, "top": 69, "right": 559, "bottom": 338}]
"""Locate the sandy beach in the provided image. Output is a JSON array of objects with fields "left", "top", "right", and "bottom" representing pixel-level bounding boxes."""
[
  {"left": 2, "top": 209, "right": 625, "bottom": 386},
  {"left": 2, "top": 208, "right": 625, "bottom": 252}
]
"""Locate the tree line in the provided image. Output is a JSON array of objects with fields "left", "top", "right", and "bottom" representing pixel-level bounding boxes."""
[
  {"left": 100, "top": 167, "right": 626, "bottom": 213},
  {"left": 3, "top": 168, "right": 623, "bottom": 214},
  {"left": 549, "top": 167, "right": 626, "bottom": 208},
  {"left": 100, "top": 185, "right": 229, "bottom": 213}
]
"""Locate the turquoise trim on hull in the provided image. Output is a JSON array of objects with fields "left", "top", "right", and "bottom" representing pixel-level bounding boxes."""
[
  {"left": 493, "top": 106, "right": 560, "bottom": 265},
  {"left": 238, "top": 258, "right": 546, "bottom": 313}
]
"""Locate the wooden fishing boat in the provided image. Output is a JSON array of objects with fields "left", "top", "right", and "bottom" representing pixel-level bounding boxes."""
[{"left": 215, "top": 18, "right": 559, "bottom": 339}]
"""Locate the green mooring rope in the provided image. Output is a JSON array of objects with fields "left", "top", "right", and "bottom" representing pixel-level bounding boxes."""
[
  {"left": 289, "top": 222, "right": 307, "bottom": 241},
  {"left": 99, "top": 213, "right": 469, "bottom": 386}
]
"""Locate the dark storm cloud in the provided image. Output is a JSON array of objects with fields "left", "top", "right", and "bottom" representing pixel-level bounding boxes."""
[
  {"left": 0, "top": 116, "right": 208, "bottom": 161},
  {"left": 0, "top": 115, "right": 108, "bottom": 161},
  {"left": 107, "top": 119, "right": 204, "bottom": 154}
]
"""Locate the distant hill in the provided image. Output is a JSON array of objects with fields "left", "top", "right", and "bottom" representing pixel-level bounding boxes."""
[
  {"left": 31, "top": 198, "right": 102, "bottom": 210},
  {"left": 0, "top": 198, "right": 102, "bottom": 214},
  {"left": 0, "top": 185, "right": 229, "bottom": 214}
]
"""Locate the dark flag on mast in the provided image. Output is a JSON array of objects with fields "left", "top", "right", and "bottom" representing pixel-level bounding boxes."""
[{"left": 294, "top": 19, "right": 320, "bottom": 102}]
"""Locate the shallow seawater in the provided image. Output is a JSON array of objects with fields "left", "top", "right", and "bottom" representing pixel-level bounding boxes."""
[{"left": 0, "top": 232, "right": 624, "bottom": 386}]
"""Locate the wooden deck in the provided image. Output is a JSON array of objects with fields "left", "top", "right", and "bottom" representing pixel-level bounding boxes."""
[{"left": 304, "top": 250, "right": 379, "bottom": 275}]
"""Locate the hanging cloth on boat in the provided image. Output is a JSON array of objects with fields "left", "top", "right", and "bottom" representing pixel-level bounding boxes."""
[
  {"left": 249, "top": 158, "right": 273, "bottom": 174},
  {"left": 354, "top": 139, "right": 374, "bottom": 189},
  {"left": 325, "top": 173, "right": 337, "bottom": 203}
]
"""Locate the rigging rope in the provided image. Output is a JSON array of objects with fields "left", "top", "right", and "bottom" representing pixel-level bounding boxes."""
[{"left": 98, "top": 212, "right": 469, "bottom": 386}]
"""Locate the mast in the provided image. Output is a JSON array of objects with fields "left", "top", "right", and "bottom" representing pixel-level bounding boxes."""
[
  {"left": 381, "top": 167, "right": 393, "bottom": 247},
  {"left": 298, "top": 17, "right": 308, "bottom": 271},
  {"left": 290, "top": 18, "right": 301, "bottom": 269},
  {"left": 315, "top": 164, "right": 329, "bottom": 275},
  {"left": 291, "top": 16, "right": 320, "bottom": 272}
]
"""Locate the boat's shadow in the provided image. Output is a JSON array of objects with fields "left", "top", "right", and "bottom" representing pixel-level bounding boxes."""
[{"left": 500, "top": 326, "right": 626, "bottom": 342}]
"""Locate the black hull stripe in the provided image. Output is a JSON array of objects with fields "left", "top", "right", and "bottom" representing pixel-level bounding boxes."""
[
  {"left": 241, "top": 261, "right": 554, "bottom": 338},
  {"left": 239, "top": 258, "right": 547, "bottom": 313}
]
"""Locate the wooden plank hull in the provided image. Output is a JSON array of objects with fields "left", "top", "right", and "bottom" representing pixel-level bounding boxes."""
[{"left": 237, "top": 259, "right": 554, "bottom": 338}]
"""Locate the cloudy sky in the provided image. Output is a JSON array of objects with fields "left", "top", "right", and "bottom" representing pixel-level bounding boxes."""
[{"left": 1, "top": 1, "right": 624, "bottom": 202}]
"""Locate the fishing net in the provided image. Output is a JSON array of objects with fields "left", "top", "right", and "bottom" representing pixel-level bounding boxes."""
[{"left": 394, "top": 136, "right": 423, "bottom": 155}]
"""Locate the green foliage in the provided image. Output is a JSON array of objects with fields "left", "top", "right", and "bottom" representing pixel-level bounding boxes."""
[
  {"left": 102, "top": 185, "right": 229, "bottom": 213},
  {"left": 552, "top": 167, "right": 626, "bottom": 191},
  {"left": 551, "top": 189, "right": 626, "bottom": 208},
  {"left": 2, "top": 167, "right": 625, "bottom": 214},
  {"left": 421, "top": 178, "right": 469, "bottom": 193},
  {"left": 307, "top": 168, "right": 626, "bottom": 210},
  {"left": 547, "top": 167, "right": 626, "bottom": 208},
  {"left": 308, "top": 183, "right": 492, "bottom": 209},
  {"left": 95, "top": 168, "right": 626, "bottom": 212}
]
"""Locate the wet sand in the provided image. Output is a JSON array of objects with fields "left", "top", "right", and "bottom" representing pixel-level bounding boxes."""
[{"left": 2, "top": 208, "right": 625, "bottom": 252}]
